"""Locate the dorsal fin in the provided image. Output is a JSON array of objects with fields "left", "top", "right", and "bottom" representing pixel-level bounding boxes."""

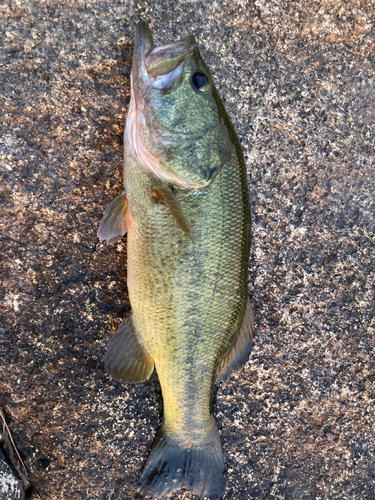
[
  {"left": 216, "top": 298, "right": 254, "bottom": 382},
  {"left": 151, "top": 186, "right": 194, "bottom": 242}
]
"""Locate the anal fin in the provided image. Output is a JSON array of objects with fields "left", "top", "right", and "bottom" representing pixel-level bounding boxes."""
[
  {"left": 216, "top": 298, "right": 254, "bottom": 382},
  {"left": 97, "top": 191, "right": 130, "bottom": 245},
  {"left": 151, "top": 186, "right": 194, "bottom": 242},
  {"left": 104, "top": 315, "right": 154, "bottom": 383}
]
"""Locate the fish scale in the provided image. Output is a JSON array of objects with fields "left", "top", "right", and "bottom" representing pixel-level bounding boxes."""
[{"left": 98, "top": 21, "right": 253, "bottom": 499}]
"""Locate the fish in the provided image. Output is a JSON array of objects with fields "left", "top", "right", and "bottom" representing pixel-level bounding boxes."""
[{"left": 98, "top": 22, "right": 253, "bottom": 499}]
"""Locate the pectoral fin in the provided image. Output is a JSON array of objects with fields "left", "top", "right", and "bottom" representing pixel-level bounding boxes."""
[
  {"left": 151, "top": 186, "right": 194, "bottom": 242},
  {"left": 104, "top": 315, "right": 154, "bottom": 383},
  {"left": 97, "top": 192, "right": 130, "bottom": 245},
  {"left": 216, "top": 298, "right": 254, "bottom": 382}
]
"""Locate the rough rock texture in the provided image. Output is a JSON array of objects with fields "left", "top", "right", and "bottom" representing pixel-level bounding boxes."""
[
  {"left": 0, "top": 448, "right": 25, "bottom": 500},
  {"left": 0, "top": 1, "right": 374, "bottom": 499}
]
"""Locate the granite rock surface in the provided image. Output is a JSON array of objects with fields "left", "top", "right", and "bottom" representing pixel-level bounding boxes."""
[
  {"left": 0, "top": 1, "right": 374, "bottom": 499},
  {"left": 0, "top": 448, "right": 25, "bottom": 500}
]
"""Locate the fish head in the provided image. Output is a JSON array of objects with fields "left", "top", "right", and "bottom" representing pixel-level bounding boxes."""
[{"left": 126, "top": 22, "right": 230, "bottom": 190}]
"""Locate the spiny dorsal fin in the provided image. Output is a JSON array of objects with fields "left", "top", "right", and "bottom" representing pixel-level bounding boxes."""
[
  {"left": 104, "top": 315, "right": 154, "bottom": 383},
  {"left": 151, "top": 186, "right": 194, "bottom": 242},
  {"left": 216, "top": 298, "right": 254, "bottom": 382},
  {"left": 97, "top": 191, "right": 130, "bottom": 245}
]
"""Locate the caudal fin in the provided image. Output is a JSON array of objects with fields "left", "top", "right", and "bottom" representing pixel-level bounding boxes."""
[{"left": 138, "top": 419, "right": 225, "bottom": 499}]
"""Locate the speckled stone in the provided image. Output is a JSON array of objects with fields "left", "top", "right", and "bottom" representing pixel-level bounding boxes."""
[
  {"left": 0, "top": 1, "right": 374, "bottom": 499},
  {"left": 0, "top": 448, "right": 25, "bottom": 500}
]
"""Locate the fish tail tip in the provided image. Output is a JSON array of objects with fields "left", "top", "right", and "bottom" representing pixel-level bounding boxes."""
[{"left": 138, "top": 422, "right": 225, "bottom": 499}]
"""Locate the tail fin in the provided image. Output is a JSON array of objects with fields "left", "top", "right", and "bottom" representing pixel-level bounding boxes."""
[{"left": 138, "top": 418, "right": 225, "bottom": 499}]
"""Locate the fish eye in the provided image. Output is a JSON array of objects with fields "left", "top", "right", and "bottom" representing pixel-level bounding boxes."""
[{"left": 191, "top": 72, "right": 209, "bottom": 92}]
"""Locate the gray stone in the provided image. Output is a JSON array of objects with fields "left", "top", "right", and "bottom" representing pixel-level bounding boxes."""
[
  {"left": 0, "top": 1, "right": 374, "bottom": 499},
  {"left": 0, "top": 449, "right": 25, "bottom": 500}
]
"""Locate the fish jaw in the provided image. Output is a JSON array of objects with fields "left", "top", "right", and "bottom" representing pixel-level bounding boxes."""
[
  {"left": 145, "top": 35, "right": 197, "bottom": 75},
  {"left": 131, "top": 22, "right": 153, "bottom": 108},
  {"left": 132, "top": 21, "right": 198, "bottom": 92}
]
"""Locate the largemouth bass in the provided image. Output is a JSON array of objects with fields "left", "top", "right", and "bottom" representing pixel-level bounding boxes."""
[{"left": 98, "top": 22, "right": 253, "bottom": 499}]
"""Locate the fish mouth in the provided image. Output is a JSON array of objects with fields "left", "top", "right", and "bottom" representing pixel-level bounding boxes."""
[{"left": 133, "top": 22, "right": 198, "bottom": 97}]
